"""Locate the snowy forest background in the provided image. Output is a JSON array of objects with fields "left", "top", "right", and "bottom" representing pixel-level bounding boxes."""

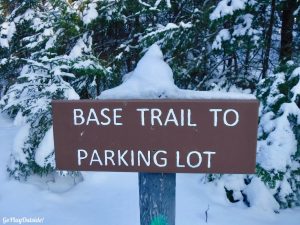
[{"left": 0, "top": 0, "right": 299, "bottom": 213}]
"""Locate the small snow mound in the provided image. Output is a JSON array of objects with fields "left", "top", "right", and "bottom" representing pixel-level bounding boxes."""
[
  {"left": 143, "top": 43, "right": 163, "bottom": 59},
  {"left": 99, "top": 44, "right": 177, "bottom": 99},
  {"left": 133, "top": 43, "right": 174, "bottom": 86},
  {"left": 244, "top": 177, "right": 280, "bottom": 212}
]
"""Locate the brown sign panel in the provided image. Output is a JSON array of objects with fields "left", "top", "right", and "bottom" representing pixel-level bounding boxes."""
[{"left": 52, "top": 99, "right": 259, "bottom": 174}]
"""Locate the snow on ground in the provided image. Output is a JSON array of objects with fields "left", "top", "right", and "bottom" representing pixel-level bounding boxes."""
[{"left": 1, "top": 115, "right": 300, "bottom": 225}]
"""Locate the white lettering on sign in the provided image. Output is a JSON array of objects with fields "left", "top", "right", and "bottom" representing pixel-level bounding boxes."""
[
  {"left": 73, "top": 108, "right": 123, "bottom": 126},
  {"left": 153, "top": 150, "right": 167, "bottom": 167},
  {"left": 209, "top": 109, "right": 222, "bottom": 127},
  {"left": 176, "top": 151, "right": 185, "bottom": 168},
  {"left": 136, "top": 108, "right": 197, "bottom": 127},
  {"left": 209, "top": 108, "right": 239, "bottom": 127},
  {"left": 105, "top": 150, "right": 116, "bottom": 166},
  {"left": 203, "top": 151, "right": 216, "bottom": 168},
  {"left": 137, "top": 150, "right": 151, "bottom": 167},
  {"left": 151, "top": 108, "right": 163, "bottom": 126},
  {"left": 74, "top": 109, "right": 85, "bottom": 125},
  {"left": 90, "top": 149, "right": 103, "bottom": 166},
  {"left": 164, "top": 109, "right": 178, "bottom": 126},
  {"left": 77, "top": 149, "right": 88, "bottom": 165},
  {"left": 118, "top": 150, "right": 128, "bottom": 166},
  {"left": 87, "top": 108, "right": 100, "bottom": 125},
  {"left": 77, "top": 149, "right": 216, "bottom": 169},
  {"left": 113, "top": 108, "right": 123, "bottom": 126},
  {"left": 136, "top": 108, "right": 149, "bottom": 126},
  {"left": 73, "top": 107, "right": 242, "bottom": 128},
  {"left": 176, "top": 150, "right": 216, "bottom": 169},
  {"left": 187, "top": 151, "right": 202, "bottom": 168},
  {"left": 100, "top": 108, "right": 111, "bottom": 125},
  {"left": 223, "top": 109, "right": 239, "bottom": 126},
  {"left": 187, "top": 109, "right": 197, "bottom": 127}
]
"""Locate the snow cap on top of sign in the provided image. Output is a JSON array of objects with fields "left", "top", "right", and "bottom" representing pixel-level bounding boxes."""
[
  {"left": 98, "top": 44, "right": 255, "bottom": 100},
  {"left": 99, "top": 44, "right": 176, "bottom": 99}
]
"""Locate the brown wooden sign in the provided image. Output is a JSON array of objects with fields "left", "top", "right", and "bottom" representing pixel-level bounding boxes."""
[{"left": 52, "top": 99, "right": 259, "bottom": 173}]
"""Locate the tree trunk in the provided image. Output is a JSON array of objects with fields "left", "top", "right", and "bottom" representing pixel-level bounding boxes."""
[
  {"left": 96, "top": 75, "right": 101, "bottom": 97},
  {"left": 262, "top": 0, "right": 276, "bottom": 79},
  {"left": 244, "top": 39, "right": 251, "bottom": 78},
  {"left": 233, "top": 52, "right": 238, "bottom": 78},
  {"left": 279, "top": 0, "right": 298, "bottom": 62}
]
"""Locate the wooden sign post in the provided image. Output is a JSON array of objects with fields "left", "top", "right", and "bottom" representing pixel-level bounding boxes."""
[
  {"left": 139, "top": 173, "right": 175, "bottom": 225},
  {"left": 52, "top": 99, "right": 259, "bottom": 225}
]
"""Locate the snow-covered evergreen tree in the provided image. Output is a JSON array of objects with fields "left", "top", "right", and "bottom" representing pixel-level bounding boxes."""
[
  {"left": 0, "top": 0, "right": 115, "bottom": 181},
  {"left": 204, "top": 0, "right": 300, "bottom": 209},
  {"left": 0, "top": 0, "right": 41, "bottom": 96},
  {"left": 0, "top": 0, "right": 80, "bottom": 179},
  {"left": 208, "top": 0, "right": 266, "bottom": 90},
  {"left": 257, "top": 63, "right": 300, "bottom": 208},
  {"left": 49, "top": 0, "right": 115, "bottom": 98}
]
